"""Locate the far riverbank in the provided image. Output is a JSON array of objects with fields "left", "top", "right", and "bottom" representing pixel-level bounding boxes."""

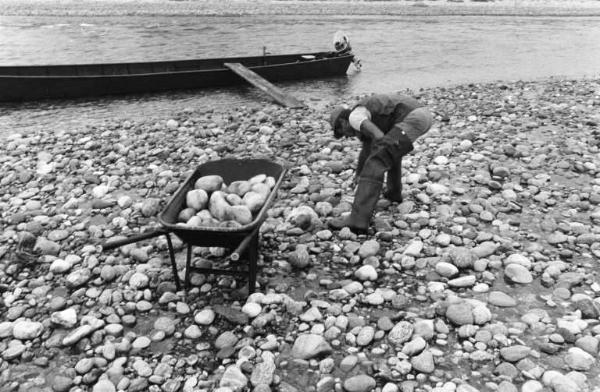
[{"left": 1, "top": 0, "right": 600, "bottom": 17}]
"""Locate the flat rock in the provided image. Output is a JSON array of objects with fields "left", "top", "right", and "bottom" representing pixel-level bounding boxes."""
[
  {"left": 219, "top": 365, "right": 248, "bottom": 391},
  {"left": 3, "top": 343, "right": 26, "bottom": 360},
  {"left": 565, "top": 347, "right": 595, "bottom": 371},
  {"left": 500, "top": 345, "right": 531, "bottom": 362},
  {"left": 291, "top": 334, "right": 332, "bottom": 359},
  {"left": 504, "top": 264, "right": 533, "bottom": 284},
  {"left": 49, "top": 258, "right": 72, "bottom": 274},
  {"left": 62, "top": 325, "right": 93, "bottom": 346},
  {"left": 0, "top": 322, "right": 13, "bottom": 338},
  {"left": 411, "top": 350, "right": 435, "bottom": 373},
  {"left": 215, "top": 331, "right": 239, "bottom": 349},
  {"left": 51, "top": 308, "right": 78, "bottom": 328},
  {"left": 521, "top": 380, "right": 544, "bottom": 392},
  {"left": 504, "top": 254, "right": 532, "bottom": 268},
  {"left": 12, "top": 320, "right": 44, "bottom": 340},
  {"left": 214, "top": 305, "right": 249, "bottom": 325},
  {"left": 448, "top": 275, "right": 476, "bottom": 287},
  {"left": 575, "top": 335, "right": 599, "bottom": 354},
  {"left": 488, "top": 291, "right": 518, "bottom": 307},
  {"left": 403, "top": 241, "right": 423, "bottom": 257},
  {"left": 435, "top": 262, "right": 459, "bottom": 278},
  {"left": 250, "top": 360, "right": 276, "bottom": 386},
  {"left": 446, "top": 302, "right": 473, "bottom": 326},
  {"left": 52, "top": 375, "right": 74, "bottom": 392}
]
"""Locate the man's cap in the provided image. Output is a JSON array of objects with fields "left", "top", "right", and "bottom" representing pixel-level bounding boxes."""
[{"left": 329, "top": 104, "right": 350, "bottom": 131}]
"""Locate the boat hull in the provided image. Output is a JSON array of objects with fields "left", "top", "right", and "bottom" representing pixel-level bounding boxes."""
[{"left": 0, "top": 52, "right": 353, "bottom": 102}]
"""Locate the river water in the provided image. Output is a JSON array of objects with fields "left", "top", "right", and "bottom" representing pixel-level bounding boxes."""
[{"left": 1, "top": 13, "right": 600, "bottom": 135}]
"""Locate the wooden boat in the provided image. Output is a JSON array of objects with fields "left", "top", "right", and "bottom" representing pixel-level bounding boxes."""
[{"left": 0, "top": 51, "right": 355, "bottom": 102}]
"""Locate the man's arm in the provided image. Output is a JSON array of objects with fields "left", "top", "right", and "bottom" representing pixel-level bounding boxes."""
[
  {"left": 359, "top": 120, "right": 385, "bottom": 141},
  {"left": 349, "top": 106, "right": 385, "bottom": 141}
]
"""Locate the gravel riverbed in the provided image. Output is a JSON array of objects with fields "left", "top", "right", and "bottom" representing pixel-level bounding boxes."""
[{"left": 1, "top": 77, "right": 600, "bottom": 392}]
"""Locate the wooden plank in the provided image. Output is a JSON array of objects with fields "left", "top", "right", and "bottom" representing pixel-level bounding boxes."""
[{"left": 224, "top": 62, "right": 305, "bottom": 108}]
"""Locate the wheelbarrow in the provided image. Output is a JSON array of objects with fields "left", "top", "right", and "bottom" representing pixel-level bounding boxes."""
[{"left": 101, "top": 158, "right": 287, "bottom": 294}]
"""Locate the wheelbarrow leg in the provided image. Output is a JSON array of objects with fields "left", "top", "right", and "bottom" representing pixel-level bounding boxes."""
[
  {"left": 164, "top": 233, "right": 180, "bottom": 291},
  {"left": 248, "top": 232, "right": 259, "bottom": 294},
  {"left": 185, "top": 244, "right": 193, "bottom": 292}
]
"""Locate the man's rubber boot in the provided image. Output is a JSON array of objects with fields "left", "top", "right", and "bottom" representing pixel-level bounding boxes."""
[
  {"left": 329, "top": 178, "right": 384, "bottom": 235},
  {"left": 384, "top": 158, "right": 403, "bottom": 203},
  {"left": 355, "top": 140, "right": 372, "bottom": 182}
]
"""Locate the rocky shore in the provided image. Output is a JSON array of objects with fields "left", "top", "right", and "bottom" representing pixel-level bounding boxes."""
[{"left": 1, "top": 77, "right": 600, "bottom": 392}]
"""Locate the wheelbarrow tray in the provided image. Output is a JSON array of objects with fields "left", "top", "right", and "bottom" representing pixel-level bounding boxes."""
[{"left": 158, "top": 158, "right": 286, "bottom": 247}]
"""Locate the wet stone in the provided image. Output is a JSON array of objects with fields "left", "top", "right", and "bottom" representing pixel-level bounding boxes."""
[
  {"left": 153, "top": 317, "right": 178, "bottom": 336},
  {"left": 3, "top": 343, "right": 26, "bottom": 360},
  {"left": 214, "top": 304, "right": 249, "bottom": 325},
  {"left": 575, "top": 335, "right": 599, "bottom": 354},
  {"left": 500, "top": 345, "right": 531, "bottom": 362},
  {"left": 133, "top": 359, "right": 153, "bottom": 377},
  {"left": 195, "top": 308, "right": 216, "bottom": 325},
  {"left": 291, "top": 334, "right": 332, "bottom": 359},
  {"left": 52, "top": 375, "right": 74, "bottom": 392},
  {"left": 354, "top": 265, "right": 378, "bottom": 281},
  {"left": 402, "top": 336, "right": 427, "bottom": 356},
  {"left": 356, "top": 326, "right": 375, "bottom": 346},
  {"left": 495, "top": 362, "right": 519, "bottom": 379},
  {"left": 574, "top": 299, "right": 600, "bottom": 319},
  {"left": 446, "top": 303, "right": 473, "bottom": 326},
  {"left": 504, "top": 264, "right": 533, "bottom": 284},
  {"left": 497, "top": 381, "right": 518, "bottom": 392},
  {"left": 219, "top": 365, "right": 248, "bottom": 391},
  {"left": 358, "top": 240, "right": 380, "bottom": 259},
  {"left": 448, "top": 275, "right": 476, "bottom": 288},
  {"left": 12, "top": 320, "right": 44, "bottom": 340},
  {"left": 435, "top": 262, "right": 459, "bottom": 278},
  {"left": 250, "top": 360, "right": 276, "bottom": 386},
  {"left": 340, "top": 355, "right": 358, "bottom": 372},
  {"left": 388, "top": 321, "right": 414, "bottom": 346},
  {"left": 215, "top": 331, "right": 239, "bottom": 349},
  {"left": 564, "top": 347, "right": 595, "bottom": 371},
  {"left": 488, "top": 291, "right": 517, "bottom": 307},
  {"left": 447, "top": 247, "right": 474, "bottom": 269},
  {"left": 411, "top": 350, "right": 435, "bottom": 373},
  {"left": 343, "top": 375, "right": 376, "bottom": 392}
]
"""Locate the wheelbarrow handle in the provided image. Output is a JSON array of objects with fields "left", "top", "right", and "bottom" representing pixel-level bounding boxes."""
[
  {"left": 101, "top": 228, "right": 169, "bottom": 251},
  {"left": 230, "top": 226, "right": 260, "bottom": 261}
]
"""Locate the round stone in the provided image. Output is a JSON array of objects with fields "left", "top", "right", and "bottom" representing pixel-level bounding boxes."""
[
  {"left": 354, "top": 265, "right": 378, "bottom": 281},
  {"left": 194, "top": 308, "right": 216, "bottom": 325},
  {"left": 343, "top": 374, "right": 376, "bottom": 392},
  {"left": 241, "top": 302, "right": 262, "bottom": 318}
]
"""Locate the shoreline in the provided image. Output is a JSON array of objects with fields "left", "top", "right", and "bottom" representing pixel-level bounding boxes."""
[
  {"left": 3, "top": 74, "right": 600, "bottom": 140},
  {"left": 2, "top": 0, "right": 600, "bottom": 17}
]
